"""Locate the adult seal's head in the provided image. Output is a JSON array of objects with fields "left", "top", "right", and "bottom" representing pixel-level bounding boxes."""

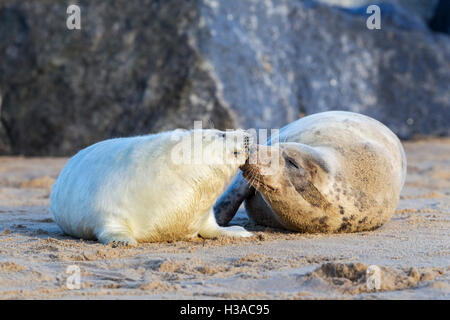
[
  {"left": 215, "top": 111, "right": 407, "bottom": 233},
  {"left": 240, "top": 143, "right": 335, "bottom": 231}
]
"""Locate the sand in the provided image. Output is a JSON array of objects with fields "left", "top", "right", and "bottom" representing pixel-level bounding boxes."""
[{"left": 0, "top": 138, "right": 448, "bottom": 299}]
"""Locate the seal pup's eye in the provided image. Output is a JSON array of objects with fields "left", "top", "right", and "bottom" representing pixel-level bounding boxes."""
[{"left": 219, "top": 132, "right": 226, "bottom": 138}]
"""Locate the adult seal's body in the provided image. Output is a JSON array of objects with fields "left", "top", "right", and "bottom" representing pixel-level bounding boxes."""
[
  {"left": 215, "top": 111, "right": 406, "bottom": 233},
  {"left": 51, "top": 129, "right": 252, "bottom": 245}
]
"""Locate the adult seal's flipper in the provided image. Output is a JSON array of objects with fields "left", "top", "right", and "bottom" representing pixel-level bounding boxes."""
[{"left": 214, "top": 172, "right": 254, "bottom": 226}]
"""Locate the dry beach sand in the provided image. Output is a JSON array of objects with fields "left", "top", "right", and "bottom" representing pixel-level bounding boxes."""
[{"left": 0, "top": 138, "right": 449, "bottom": 299}]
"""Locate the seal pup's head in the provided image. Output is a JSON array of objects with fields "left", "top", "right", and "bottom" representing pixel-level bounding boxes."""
[
  {"left": 145, "top": 128, "right": 252, "bottom": 238},
  {"left": 169, "top": 128, "right": 251, "bottom": 187},
  {"left": 197, "top": 129, "right": 251, "bottom": 169},
  {"left": 240, "top": 143, "right": 334, "bottom": 231},
  {"left": 171, "top": 129, "right": 250, "bottom": 165}
]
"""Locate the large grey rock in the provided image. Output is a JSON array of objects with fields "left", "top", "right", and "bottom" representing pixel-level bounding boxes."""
[
  {"left": 0, "top": 0, "right": 449, "bottom": 155},
  {"left": 0, "top": 0, "right": 238, "bottom": 155}
]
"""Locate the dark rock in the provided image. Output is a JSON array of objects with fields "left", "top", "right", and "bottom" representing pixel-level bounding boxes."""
[
  {"left": 0, "top": 0, "right": 235, "bottom": 155},
  {"left": 199, "top": 0, "right": 450, "bottom": 139},
  {"left": 429, "top": 0, "right": 450, "bottom": 34},
  {"left": 284, "top": 2, "right": 450, "bottom": 139},
  {"left": 0, "top": 0, "right": 449, "bottom": 156}
]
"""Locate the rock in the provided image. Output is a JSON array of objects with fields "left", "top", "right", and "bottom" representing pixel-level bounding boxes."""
[
  {"left": 0, "top": 0, "right": 449, "bottom": 156},
  {"left": 0, "top": 0, "right": 236, "bottom": 155},
  {"left": 284, "top": 2, "right": 450, "bottom": 139},
  {"left": 196, "top": 0, "right": 450, "bottom": 139},
  {"left": 430, "top": 0, "right": 450, "bottom": 34}
]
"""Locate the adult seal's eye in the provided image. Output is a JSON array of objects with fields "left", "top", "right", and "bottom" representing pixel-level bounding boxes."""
[{"left": 286, "top": 157, "right": 299, "bottom": 169}]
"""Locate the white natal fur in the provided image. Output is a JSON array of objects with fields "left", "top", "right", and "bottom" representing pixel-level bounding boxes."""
[{"left": 50, "top": 129, "right": 252, "bottom": 245}]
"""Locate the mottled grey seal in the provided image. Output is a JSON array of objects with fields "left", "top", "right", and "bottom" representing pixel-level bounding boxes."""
[{"left": 214, "top": 111, "right": 406, "bottom": 233}]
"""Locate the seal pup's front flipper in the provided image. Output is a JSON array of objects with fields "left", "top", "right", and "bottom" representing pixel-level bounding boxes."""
[
  {"left": 199, "top": 209, "right": 253, "bottom": 238},
  {"left": 213, "top": 172, "right": 254, "bottom": 226}
]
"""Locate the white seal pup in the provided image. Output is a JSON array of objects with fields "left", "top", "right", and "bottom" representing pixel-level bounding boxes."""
[
  {"left": 215, "top": 111, "right": 406, "bottom": 233},
  {"left": 50, "top": 129, "right": 253, "bottom": 245}
]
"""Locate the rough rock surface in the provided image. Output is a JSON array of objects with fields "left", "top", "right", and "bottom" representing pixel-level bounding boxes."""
[
  {"left": 0, "top": 0, "right": 449, "bottom": 155},
  {"left": 0, "top": 0, "right": 236, "bottom": 155}
]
